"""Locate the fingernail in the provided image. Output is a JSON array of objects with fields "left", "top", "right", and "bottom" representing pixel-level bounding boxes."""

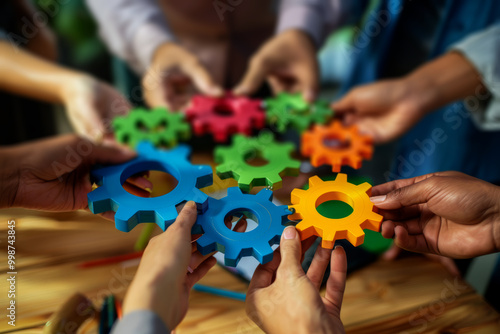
[
  {"left": 283, "top": 226, "right": 296, "bottom": 240},
  {"left": 186, "top": 201, "right": 197, "bottom": 210},
  {"left": 334, "top": 245, "right": 343, "bottom": 251},
  {"left": 370, "top": 195, "right": 386, "bottom": 203},
  {"left": 187, "top": 266, "right": 194, "bottom": 274}
]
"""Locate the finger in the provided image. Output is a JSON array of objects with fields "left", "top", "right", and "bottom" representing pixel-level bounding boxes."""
[
  {"left": 296, "top": 64, "right": 318, "bottom": 102},
  {"left": 126, "top": 175, "right": 153, "bottom": 191},
  {"left": 122, "top": 182, "right": 151, "bottom": 198},
  {"left": 186, "top": 256, "right": 217, "bottom": 289},
  {"left": 306, "top": 246, "right": 333, "bottom": 290},
  {"left": 277, "top": 226, "right": 303, "bottom": 277},
  {"left": 377, "top": 205, "right": 422, "bottom": 222},
  {"left": 324, "top": 246, "right": 347, "bottom": 313},
  {"left": 394, "top": 225, "right": 433, "bottom": 254},
  {"left": 233, "top": 57, "right": 268, "bottom": 96},
  {"left": 248, "top": 251, "right": 281, "bottom": 293},
  {"left": 162, "top": 201, "right": 198, "bottom": 246},
  {"left": 88, "top": 140, "right": 137, "bottom": 165},
  {"left": 182, "top": 60, "right": 223, "bottom": 97},
  {"left": 267, "top": 76, "right": 287, "bottom": 95},
  {"left": 382, "top": 243, "right": 402, "bottom": 261},
  {"left": 188, "top": 250, "right": 216, "bottom": 271},
  {"left": 330, "top": 91, "right": 355, "bottom": 112}
]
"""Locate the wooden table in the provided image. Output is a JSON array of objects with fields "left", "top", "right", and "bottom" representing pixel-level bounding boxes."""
[{"left": 1, "top": 207, "right": 499, "bottom": 334}]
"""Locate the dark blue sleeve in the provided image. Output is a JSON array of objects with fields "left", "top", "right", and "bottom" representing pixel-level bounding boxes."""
[{"left": 111, "top": 310, "right": 170, "bottom": 334}]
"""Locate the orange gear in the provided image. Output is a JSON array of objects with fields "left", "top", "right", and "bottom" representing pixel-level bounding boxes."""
[
  {"left": 301, "top": 121, "right": 373, "bottom": 172},
  {"left": 289, "top": 173, "right": 383, "bottom": 248}
]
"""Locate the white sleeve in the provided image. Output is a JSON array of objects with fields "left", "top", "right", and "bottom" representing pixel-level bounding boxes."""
[
  {"left": 86, "top": 0, "right": 174, "bottom": 74},
  {"left": 451, "top": 24, "right": 500, "bottom": 130}
]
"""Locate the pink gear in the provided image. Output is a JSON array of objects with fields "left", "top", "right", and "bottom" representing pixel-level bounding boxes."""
[{"left": 185, "top": 93, "right": 265, "bottom": 142}]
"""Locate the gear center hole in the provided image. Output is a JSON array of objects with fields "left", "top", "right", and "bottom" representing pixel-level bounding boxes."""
[
  {"left": 315, "top": 192, "right": 354, "bottom": 219},
  {"left": 155, "top": 119, "right": 168, "bottom": 132},
  {"left": 244, "top": 149, "right": 269, "bottom": 167},
  {"left": 214, "top": 104, "right": 234, "bottom": 117},
  {"left": 124, "top": 170, "right": 179, "bottom": 197},
  {"left": 323, "top": 135, "right": 351, "bottom": 150},
  {"left": 224, "top": 209, "right": 258, "bottom": 233}
]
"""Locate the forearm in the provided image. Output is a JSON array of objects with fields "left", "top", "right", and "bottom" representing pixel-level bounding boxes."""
[
  {"left": 0, "top": 41, "right": 83, "bottom": 104},
  {"left": 404, "top": 52, "right": 487, "bottom": 115}
]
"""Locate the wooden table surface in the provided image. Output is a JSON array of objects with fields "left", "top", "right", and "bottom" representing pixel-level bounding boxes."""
[{"left": 1, "top": 155, "right": 499, "bottom": 333}]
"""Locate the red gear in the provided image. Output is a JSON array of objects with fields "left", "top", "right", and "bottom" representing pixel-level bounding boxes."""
[{"left": 185, "top": 93, "right": 265, "bottom": 142}]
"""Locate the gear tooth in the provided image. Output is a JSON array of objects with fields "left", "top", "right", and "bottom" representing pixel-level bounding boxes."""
[
  {"left": 87, "top": 187, "right": 113, "bottom": 213},
  {"left": 266, "top": 174, "right": 283, "bottom": 189},
  {"left": 255, "top": 189, "right": 273, "bottom": 201},
  {"left": 223, "top": 247, "right": 242, "bottom": 267},
  {"left": 320, "top": 236, "right": 336, "bottom": 249},
  {"left": 114, "top": 207, "right": 139, "bottom": 232},
  {"left": 136, "top": 141, "right": 155, "bottom": 154},
  {"left": 290, "top": 189, "right": 307, "bottom": 204},
  {"left": 184, "top": 189, "right": 209, "bottom": 208},
  {"left": 254, "top": 243, "right": 275, "bottom": 264},
  {"left": 237, "top": 176, "right": 254, "bottom": 192},
  {"left": 347, "top": 155, "right": 362, "bottom": 169},
  {"left": 362, "top": 213, "right": 383, "bottom": 231},
  {"left": 308, "top": 175, "right": 324, "bottom": 187},
  {"left": 347, "top": 226, "right": 365, "bottom": 247},
  {"left": 155, "top": 207, "right": 179, "bottom": 230},
  {"left": 172, "top": 144, "right": 191, "bottom": 159},
  {"left": 357, "top": 182, "right": 372, "bottom": 194},
  {"left": 196, "top": 234, "right": 217, "bottom": 255},
  {"left": 335, "top": 173, "right": 348, "bottom": 183}
]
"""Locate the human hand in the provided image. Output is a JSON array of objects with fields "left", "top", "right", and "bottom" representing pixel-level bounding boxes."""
[
  {"left": 234, "top": 29, "right": 318, "bottom": 102},
  {"left": 62, "top": 75, "right": 132, "bottom": 141},
  {"left": 0, "top": 135, "right": 151, "bottom": 215},
  {"left": 372, "top": 171, "right": 500, "bottom": 258},
  {"left": 246, "top": 226, "right": 347, "bottom": 334},
  {"left": 331, "top": 79, "right": 430, "bottom": 144},
  {"left": 122, "top": 202, "right": 217, "bottom": 330},
  {"left": 142, "top": 42, "right": 223, "bottom": 111}
]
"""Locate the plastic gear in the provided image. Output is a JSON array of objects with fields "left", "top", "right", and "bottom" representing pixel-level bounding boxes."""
[
  {"left": 113, "top": 107, "right": 190, "bottom": 148},
  {"left": 185, "top": 93, "right": 265, "bottom": 142},
  {"left": 289, "top": 173, "right": 383, "bottom": 248},
  {"left": 301, "top": 120, "right": 373, "bottom": 172},
  {"left": 195, "top": 187, "right": 292, "bottom": 267},
  {"left": 264, "top": 92, "right": 332, "bottom": 133},
  {"left": 88, "top": 142, "right": 213, "bottom": 232},
  {"left": 214, "top": 132, "right": 300, "bottom": 192}
]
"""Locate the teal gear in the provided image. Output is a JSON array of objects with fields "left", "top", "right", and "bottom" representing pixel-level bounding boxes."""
[
  {"left": 113, "top": 107, "right": 190, "bottom": 148},
  {"left": 215, "top": 132, "right": 300, "bottom": 192}
]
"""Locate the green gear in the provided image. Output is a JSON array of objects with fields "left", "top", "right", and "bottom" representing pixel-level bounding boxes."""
[
  {"left": 215, "top": 132, "right": 301, "bottom": 192},
  {"left": 264, "top": 92, "right": 333, "bottom": 133},
  {"left": 113, "top": 107, "right": 190, "bottom": 148}
]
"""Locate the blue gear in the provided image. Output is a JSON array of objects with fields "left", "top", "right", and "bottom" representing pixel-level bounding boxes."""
[
  {"left": 194, "top": 187, "right": 292, "bottom": 267},
  {"left": 88, "top": 142, "right": 213, "bottom": 232}
]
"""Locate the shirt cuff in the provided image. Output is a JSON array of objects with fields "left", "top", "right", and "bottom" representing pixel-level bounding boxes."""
[
  {"left": 111, "top": 310, "right": 170, "bottom": 334},
  {"left": 132, "top": 18, "right": 175, "bottom": 74},
  {"left": 450, "top": 24, "right": 500, "bottom": 130},
  {"left": 276, "top": 4, "right": 326, "bottom": 47}
]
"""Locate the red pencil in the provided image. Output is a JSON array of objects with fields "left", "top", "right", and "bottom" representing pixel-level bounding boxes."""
[{"left": 79, "top": 251, "right": 144, "bottom": 269}]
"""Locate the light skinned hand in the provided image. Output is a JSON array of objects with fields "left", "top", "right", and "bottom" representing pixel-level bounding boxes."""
[
  {"left": 246, "top": 226, "right": 347, "bottom": 334},
  {"left": 372, "top": 171, "right": 500, "bottom": 259},
  {"left": 0, "top": 135, "right": 152, "bottom": 218},
  {"left": 122, "top": 202, "right": 217, "bottom": 330},
  {"left": 142, "top": 42, "right": 223, "bottom": 110},
  {"left": 233, "top": 29, "right": 318, "bottom": 102},
  {"left": 63, "top": 75, "right": 132, "bottom": 142}
]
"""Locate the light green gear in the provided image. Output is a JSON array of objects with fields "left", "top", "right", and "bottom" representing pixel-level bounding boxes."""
[
  {"left": 215, "top": 132, "right": 301, "bottom": 192},
  {"left": 113, "top": 107, "right": 190, "bottom": 148},
  {"left": 264, "top": 92, "right": 333, "bottom": 133}
]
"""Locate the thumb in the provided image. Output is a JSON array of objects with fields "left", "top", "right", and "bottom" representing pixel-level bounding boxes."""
[
  {"left": 277, "top": 226, "right": 303, "bottom": 277},
  {"left": 330, "top": 90, "right": 355, "bottom": 113},
  {"left": 370, "top": 176, "right": 441, "bottom": 210},
  {"left": 183, "top": 61, "right": 223, "bottom": 97},
  {"left": 233, "top": 58, "right": 267, "bottom": 96}
]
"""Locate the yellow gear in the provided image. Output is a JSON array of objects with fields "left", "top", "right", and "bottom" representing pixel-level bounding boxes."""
[{"left": 289, "top": 173, "right": 383, "bottom": 248}]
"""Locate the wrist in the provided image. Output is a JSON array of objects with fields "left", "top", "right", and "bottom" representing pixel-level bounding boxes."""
[
  {"left": 400, "top": 73, "right": 439, "bottom": 116},
  {"left": 0, "top": 147, "right": 21, "bottom": 209},
  {"left": 59, "top": 73, "right": 95, "bottom": 105}
]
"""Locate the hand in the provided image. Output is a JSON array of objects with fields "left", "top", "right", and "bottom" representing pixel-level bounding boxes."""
[
  {"left": 246, "top": 226, "right": 347, "bottom": 334},
  {"left": 371, "top": 171, "right": 500, "bottom": 258},
  {"left": 234, "top": 29, "right": 318, "bottom": 101},
  {"left": 62, "top": 75, "right": 132, "bottom": 141},
  {"left": 0, "top": 135, "right": 151, "bottom": 215},
  {"left": 142, "top": 42, "right": 223, "bottom": 110},
  {"left": 122, "top": 202, "right": 217, "bottom": 330},
  {"left": 331, "top": 78, "right": 428, "bottom": 144}
]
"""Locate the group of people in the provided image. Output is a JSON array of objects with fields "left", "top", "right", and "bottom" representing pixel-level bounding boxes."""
[{"left": 1, "top": 0, "right": 500, "bottom": 333}]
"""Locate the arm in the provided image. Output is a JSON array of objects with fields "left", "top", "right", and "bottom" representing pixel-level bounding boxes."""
[
  {"left": 0, "top": 40, "right": 131, "bottom": 140},
  {"left": 85, "top": 0, "right": 174, "bottom": 74}
]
